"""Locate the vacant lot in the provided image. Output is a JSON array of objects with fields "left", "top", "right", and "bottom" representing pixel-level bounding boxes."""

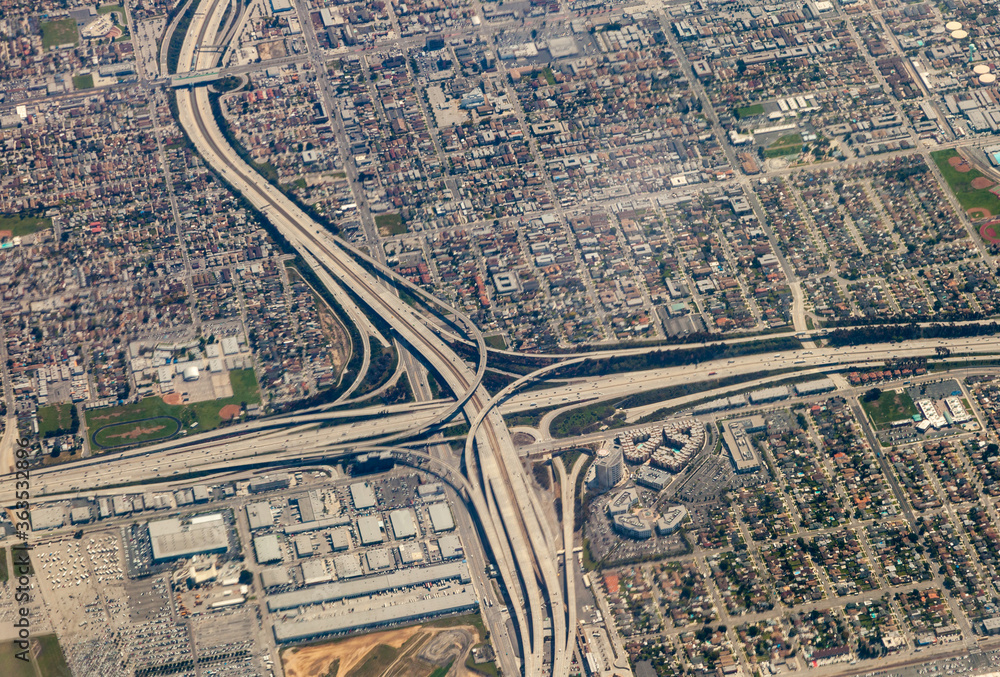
[
  {"left": 376, "top": 213, "right": 406, "bottom": 236},
  {"left": 37, "top": 403, "right": 74, "bottom": 437},
  {"left": 41, "top": 18, "right": 79, "bottom": 49},
  {"left": 862, "top": 390, "right": 918, "bottom": 429},
  {"left": 0, "top": 214, "right": 52, "bottom": 238}
]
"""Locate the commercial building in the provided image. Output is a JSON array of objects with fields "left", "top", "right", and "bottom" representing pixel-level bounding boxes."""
[
  {"left": 253, "top": 534, "right": 282, "bottom": 564},
  {"left": 417, "top": 483, "right": 443, "bottom": 499},
  {"left": 284, "top": 515, "right": 350, "bottom": 535},
  {"left": 388, "top": 509, "right": 417, "bottom": 539},
  {"left": 656, "top": 506, "right": 688, "bottom": 535},
  {"left": 267, "top": 561, "right": 473, "bottom": 611},
  {"left": 350, "top": 482, "right": 377, "bottom": 510},
  {"left": 723, "top": 416, "right": 765, "bottom": 474},
  {"left": 357, "top": 515, "right": 384, "bottom": 545},
  {"left": 606, "top": 488, "right": 639, "bottom": 516},
  {"left": 246, "top": 502, "right": 274, "bottom": 530},
  {"left": 70, "top": 506, "right": 92, "bottom": 524},
  {"left": 635, "top": 466, "right": 672, "bottom": 492},
  {"left": 612, "top": 514, "right": 652, "bottom": 539},
  {"left": 594, "top": 444, "right": 624, "bottom": 491},
  {"left": 272, "top": 588, "right": 479, "bottom": 642},
  {"left": 295, "top": 491, "right": 326, "bottom": 523},
  {"left": 149, "top": 515, "right": 229, "bottom": 563},
  {"left": 428, "top": 503, "right": 455, "bottom": 532}
]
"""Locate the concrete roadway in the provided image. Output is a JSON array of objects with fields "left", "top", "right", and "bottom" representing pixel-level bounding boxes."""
[
  {"left": 498, "top": 335, "right": 1000, "bottom": 415},
  {"left": 174, "top": 18, "right": 553, "bottom": 668}
]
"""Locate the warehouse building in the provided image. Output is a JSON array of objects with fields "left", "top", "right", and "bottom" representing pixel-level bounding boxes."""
[
  {"left": 246, "top": 502, "right": 274, "bottom": 530},
  {"left": 31, "top": 506, "right": 66, "bottom": 531},
  {"left": 329, "top": 527, "right": 351, "bottom": 551},
  {"left": 398, "top": 542, "right": 425, "bottom": 564},
  {"left": 389, "top": 509, "right": 417, "bottom": 539},
  {"left": 794, "top": 378, "right": 836, "bottom": 396},
  {"left": 266, "top": 561, "right": 472, "bottom": 611},
  {"left": 301, "top": 559, "right": 333, "bottom": 585},
  {"left": 357, "top": 515, "right": 384, "bottom": 545},
  {"left": 284, "top": 515, "right": 350, "bottom": 535},
  {"left": 149, "top": 515, "right": 229, "bottom": 563},
  {"left": 272, "top": 588, "right": 479, "bottom": 642},
  {"left": 249, "top": 474, "right": 290, "bottom": 494},
  {"left": 294, "top": 490, "right": 326, "bottom": 523},
  {"left": 748, "top": 385, "right": 790, "bottom": 404},
  {"left": 438, "top": 535, "right": 463, "bottom": 560},
  {"left": 293, "top": 535, "right": 314, "bottom": 558},
  {"left": 254, "top": 534, "right": 282, "bottom": 564},
  {"left": 333, "top": 554, "right": 363, "bottom": 579},
  {"left": 366, "top": 548, "right": 394, "bottom": 572},
  {"left": 70, "top": 506, "right": 92, "bottom": 525},
  {"left": 350, "top": 482, "right": 377, "bottom": 510},
  {"left": 428, "top": 503, "right": 455, "bottom": 532},
  {"left": 261, "top": 567, "right": 292, "bottom": 589}
]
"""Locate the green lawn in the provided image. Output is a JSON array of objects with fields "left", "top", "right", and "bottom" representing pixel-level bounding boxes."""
[
  {"left": 541, "top": 66, "right": 556, "bottom": 86},
  {"left": 931, "top": 149, "right": 1000, "bottom": 216},
  {"left": 465, "top": 643, "right": 499, "bottom": 677},
  {"left": 93, "top": 416, "right": 181, "bottom": 448},
  {"left": 41, "top": 18, "right": 79, "bottom": 50},
  {"left": 98, "top": 4, "right": 126, "bottom": 17},
  {"left": 72, "top": 73, "right": 94, "bottom": 90},
  {"left": 34, "top": 634, "right": 72, "bottom": 677},
  {"left": 484, "top": 334, "right": 507, "bottom": 350},
  {"left": 773, "top": 133, "right": 802, "bottom": 146},
  {"left": 0, "top": 214, "right": 53, "bottom": 238},
  {"left": 764, "top": 133, "right": 804, "bottom": 159},
  {"left": 375, "top": 212, "right": 406, "bottom": 235},
  {"left": 85, "top": 369, "right": 260, "bottom": 448},
  {"left": 37, "top": 404, "right": 74, "bottom": 438},
  {"left": 862, "top": 390, "right": 919, "bottom": 429},
  {"left": 734, "top": 103, "right": 764, "bottom": 118}
]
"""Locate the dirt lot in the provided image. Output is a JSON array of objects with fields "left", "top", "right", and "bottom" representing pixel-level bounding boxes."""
[
  {"left": 282, "top": 627, "right": 421, "bottom": 677},
  {"left": 282, "top": 624, "right": 482, "bottom": 677}
]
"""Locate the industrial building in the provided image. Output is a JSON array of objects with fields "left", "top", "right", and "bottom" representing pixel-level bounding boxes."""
[
  {"left": 398, "top": 542, "right": 424, "bottom": 564},
  {"left": 253, "top": 534, "right": 282, "bottom": 564},
  {"left": 293, "top": 535, "right": 314, "bottom": 558},
  {"left": 294, "top": 490, "right": 326, "bottom": 523},
  {"left": 350, "top": 482, "right": 377, "bottom": 509},
  {"left": 357, "top": 515, "right": 384, "bottom": 545},
  {"left": 388, "top": 509, "right": 417, "bottom": 539},
  {"left": 246, "top": 502, "right": 274, "bottom": 530},
  {"left": 417, "top": 483, "right": 443, "bottom": 498},
  {"left": 794, "top": 378, "right": 836, "bottom": 396},
  {"left": 748, "top": 386, "right": 790, "bottom": 404},
  {"left": 266, "top": 561, "right": 472, "bottom": 612},
  {"left": 301, "top": 559, "right": 332, "bottom": 585},
  {"left": 427, "top": 503, "right": 455, "bottom": 532},
  {"left": 366, "top": 548, "right": 394, "bottom": 572},
  {"left": 284, "top": 515, "right": 350, "bottom": 535},
  {"left": 329, "top": 527, "right": 351, "bottom": 551},
  {"left": 31, "top": 506, "right": 66, "bottom": 530},
  {"left": 261, "top": 567, "right": 292, "bottom": 589},
  {"left": 334, "top": 553, "right": 363, "bottom": 579},
  {"left": 149, "top": 515, "right": 229, "bottom": 563},
  {"left": 249, "top": 474, "right": 291, "bottom": 494},
  {"left": 438, "top": 535, "right": 463, "bottom": 560},
  {"left": 70, "top": 506, "right": 92, "bottom": 524},
  {"left": 722, "top": 416, "right": 765, "bottom": 474},
  {"left": 272, "top": 588, "right": 479, "bottom": 642}
]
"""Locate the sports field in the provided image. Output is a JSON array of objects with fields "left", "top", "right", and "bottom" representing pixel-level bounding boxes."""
[{"left": 931, "top": 149, "right": 1000, "bottom": 219}]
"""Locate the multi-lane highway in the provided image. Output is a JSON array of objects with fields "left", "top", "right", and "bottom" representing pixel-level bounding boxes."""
[{"left": 168, "top": 1, "right": 564, "bottom": 672}]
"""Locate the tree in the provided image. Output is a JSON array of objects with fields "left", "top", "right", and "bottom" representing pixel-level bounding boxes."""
[
  {"left": 863, "top": 387, "right": 882, "bottom": 403},
  {"left": 238, "top": 569, "right": 254, "bottom": 586}
]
